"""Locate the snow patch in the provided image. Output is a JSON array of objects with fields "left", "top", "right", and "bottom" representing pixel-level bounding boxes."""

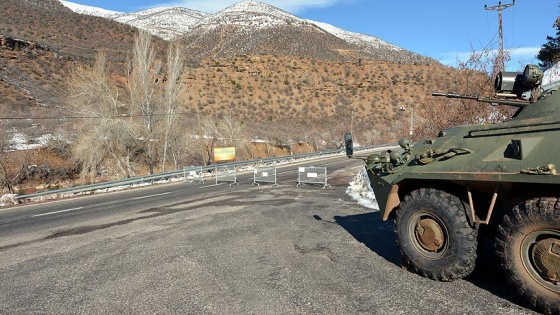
[
  {"left": 7, "top": 133, "right": 53, "bottom": 151},
  {"left": 346, "top": 167, "right": 379, "bottom": 210},
  {"left": 0, "top": 194, "right": 19, "bottom": 207}
]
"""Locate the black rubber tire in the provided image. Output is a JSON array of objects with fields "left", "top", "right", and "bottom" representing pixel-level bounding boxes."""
[
  {"left": 395, "top": 188, "right": 478, "bottom": 281},
  {"left": 496, "top": 197, "right": 560, "bottom": 315}
]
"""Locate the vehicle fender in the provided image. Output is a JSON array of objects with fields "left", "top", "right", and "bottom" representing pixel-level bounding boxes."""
[
  {"left": 366, "top": 170, "right": 401, "bottom": 221},
  {"left": 383, "top": 184, "right": 400, "bottom": 221}
]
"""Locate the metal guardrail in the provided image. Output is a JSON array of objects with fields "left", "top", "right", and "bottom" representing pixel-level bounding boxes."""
[{"left": 15, "top": 145, "right": 383, "bottom": 200}]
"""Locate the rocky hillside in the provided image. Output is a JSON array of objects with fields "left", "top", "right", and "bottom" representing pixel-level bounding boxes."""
[
  {"left": 0, "top": 0, "right": 168, "bottom": 121},
  {"left": 1, "top": 0, "right": 139, "bottom": 60},
  {"left": 0, "top": 0, "right": 491, "bottom": 147}
]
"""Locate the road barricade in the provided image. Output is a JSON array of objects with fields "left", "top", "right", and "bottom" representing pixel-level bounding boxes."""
[
  {"left": 215, "top": 165, "right": 238, "bottom": 186},
  {"left": 183, "top": 166, "right": 206, "bottom": 183},
  {"left": 296, "top": 166, "right": 329, "bottom": 188},
  {"left": 252, "top": 167, "right": 277, "bottom": 186}
]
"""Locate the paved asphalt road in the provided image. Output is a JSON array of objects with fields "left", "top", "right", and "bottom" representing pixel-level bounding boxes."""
[{"left": 0, "top": 154, "right": 538, "bottom": 314}]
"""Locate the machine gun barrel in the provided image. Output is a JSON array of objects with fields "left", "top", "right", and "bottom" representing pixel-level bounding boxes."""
[
  {"left": 431, "top": 92, "right": 479, "bottom": 100},
  {"left": 432, "top": 92, "right": 530, "bottom": 108}
]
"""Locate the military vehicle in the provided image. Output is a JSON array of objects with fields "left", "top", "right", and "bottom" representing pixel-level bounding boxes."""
[{"left": 345, "top": 64, "right": 560, "bottom": 315}]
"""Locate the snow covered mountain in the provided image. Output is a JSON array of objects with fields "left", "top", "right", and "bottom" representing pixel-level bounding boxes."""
[
  {"left": 59, "top": 0, "right": 122, "bottom": 19},
  {"left": 311, "top": 21, "right": 402, "bottom": 53},
  {"left": 195, "top": 1, "right": 305, "bottom": 29},
  {"left": 58, "top": 0, "right": 430, "bottom": 63},
  {"left": 113, "top": 7, "right": 209, "bottom": 41},
  {"left": 58, "top": 1, "right": 208, "bottom": 39}
]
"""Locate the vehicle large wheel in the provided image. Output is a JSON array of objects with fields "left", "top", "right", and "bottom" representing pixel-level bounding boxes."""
[
  {"left": 496, "top": 197, "right": 560, "bottom": 315},
  {"left": 395, "top": 188, "right": 478, "bottom": 281}
]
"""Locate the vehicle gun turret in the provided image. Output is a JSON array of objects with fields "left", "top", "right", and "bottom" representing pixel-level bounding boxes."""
[{"left": 432, "top": 64, "right": 544, "bottom": 107}]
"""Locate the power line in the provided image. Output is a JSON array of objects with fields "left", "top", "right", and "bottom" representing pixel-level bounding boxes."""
[
  {"left": 0, "top": 113, "right": 192, "bottom": 120},
  {"left": 485, "top": 1, "right": 515, "bottom": 73},
  {"left": 0, "top": 113, "right": 342, "bottom": 121}
]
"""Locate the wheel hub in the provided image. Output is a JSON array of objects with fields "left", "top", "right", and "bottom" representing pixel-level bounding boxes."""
[
  {"left": 415, "top": 218, "right": 444, "bottom": 252},
  {"left": 531, "top": 238, "right": 560, "bottom": 282}
]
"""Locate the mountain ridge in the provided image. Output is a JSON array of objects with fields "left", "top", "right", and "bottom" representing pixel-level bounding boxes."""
[{"left": 58, "top": 0, "right": 431, "bottom": 64}]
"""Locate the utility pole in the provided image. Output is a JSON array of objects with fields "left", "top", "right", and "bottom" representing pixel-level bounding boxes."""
[
  {"left": 409, "top": 105, "right": 414, "bottom": 141},
  {"left": 196, "top": 104, "right": 207, "bottom": 166},
  {"left": 485, "top": 1, "right": 515, "bottom": 74},
  {"left": 400, "top": 106, "right": 414, "bottom": 141}
]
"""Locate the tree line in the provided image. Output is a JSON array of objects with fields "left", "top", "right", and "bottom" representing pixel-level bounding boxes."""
[
  {"left": 538, "top": 16, "right": 560, "bottom": 70},
  {"left": 65, "top": 31, "right": 272, "bottom": 183}
]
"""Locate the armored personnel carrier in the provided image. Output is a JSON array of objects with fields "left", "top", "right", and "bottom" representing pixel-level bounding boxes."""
[{"left": 345, "top": 64, "right": 559, "bottom": 315}]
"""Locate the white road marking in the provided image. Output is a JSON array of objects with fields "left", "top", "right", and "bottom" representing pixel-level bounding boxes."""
[
  {"left": 34, "top": 207, "right": 84, "bottom": 217},
  {"left": 132, "top": 192, "right": 172, "bottom": 200},
  {"left": 199, "top": 183, "right": 223, "bottom": 188}
]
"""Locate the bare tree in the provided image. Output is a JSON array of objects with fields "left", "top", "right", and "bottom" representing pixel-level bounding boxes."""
[
  {"left": 201, "top": 115, "right": 219, "bottom": 165},
  {"left": 68, "top": 32, "right": 195, "bottom": 179},
  {"left": 178, "top": 122, "right": 208, "bottom": 166},
  {"left": 160, "top": 42, "right": 185, "bottom": 171},
  {"left": 67, "top": 51, "right": 122, "bottom": 117},
  {"left": 67, "top": 50, "right": 138, "bottom": 182},
  {"left": 0, "top": 133, "right": 15, "bottom": 194},
  {"left": 455, "top": 45, "right": 515, "bottom": 124},
  {"left": 198, "top": 114, "right": 252, "bottom": 163},
  {"left": 217, "top": 115, "right": 254, "bottom": 160},
  {"left": 128, "top": 30, "right": 162, "bottom": 174},
  {"left": 411, "top": 45, "right": 509, "bottom": 140},
  {"left": 215, "top": 115, "right": 245, "bottom": 145}
]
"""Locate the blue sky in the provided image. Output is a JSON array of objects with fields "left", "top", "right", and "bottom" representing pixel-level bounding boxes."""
[{"left": 64, "top": 0, "right": 558, "bottom": 71}]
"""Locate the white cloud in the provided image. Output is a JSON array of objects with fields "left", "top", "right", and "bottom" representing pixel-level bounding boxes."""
[
  {"left": 510, "top": 46, "right": 541, "bottom": 57},
  {"left": 151, "top": 0, "right": 348, "bottom": 13}
]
